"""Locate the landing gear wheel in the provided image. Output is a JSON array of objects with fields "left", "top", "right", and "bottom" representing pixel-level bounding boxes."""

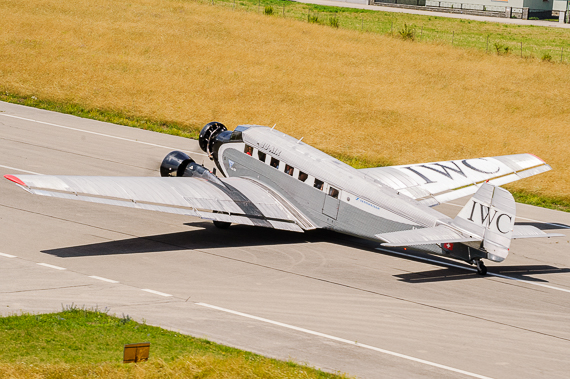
[
  {"left": 475, "top": 259, "right": 487, "bottom": 276},
  {"left": 213, "top": 221, "right": 231, "bottom": 229}
]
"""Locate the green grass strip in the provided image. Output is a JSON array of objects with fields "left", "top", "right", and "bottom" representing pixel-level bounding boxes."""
[
  {"left": 512, "top": 190, "right": 570, "bottom": 213},
  {"left": 1, "top": 92, "right": 569, "bottom": 213},
  {"left": 0, "top": 92, "right": 201, "bottom": 139},
  {"left": 0, "top": 308, "right": 349, "bottom": 378}
]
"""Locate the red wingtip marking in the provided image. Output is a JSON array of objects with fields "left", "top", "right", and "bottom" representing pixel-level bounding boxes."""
[
  {"left": 529, "top": 154, "right": 546, "bottom": 163},
  {"left": 4, "top": 175, "right": 26, "bottom": 186}
]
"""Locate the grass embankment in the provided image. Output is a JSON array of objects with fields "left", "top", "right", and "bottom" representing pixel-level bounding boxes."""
[
  {"left": 0, "top": 309, "right": 348, "bottom": 378},
  {"left": 1, "top": 0, "right": 569, "bottom": 207}
]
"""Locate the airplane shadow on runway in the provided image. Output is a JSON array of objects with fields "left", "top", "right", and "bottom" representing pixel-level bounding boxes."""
[
  {"left": 42, "top": 221, "right": 569, "bottom": 283},
  {"left": 515, "top": 221, "right": 570, "bottom": 230},
  {"left": 41, "top": 222, "right": 358, "bottom": 258},
  {"left": 394, "top": 265, "right": 570, "bottom": 283}
]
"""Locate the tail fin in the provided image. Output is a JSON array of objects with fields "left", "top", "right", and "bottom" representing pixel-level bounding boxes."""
[{"left": 452, "top": 183, "right": 515, "bottom": 262}]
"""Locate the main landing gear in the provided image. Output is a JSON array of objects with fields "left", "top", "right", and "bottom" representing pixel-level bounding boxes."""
[
  {"left": 471, "top": 259, "right": 487, "bottom": 275},
  {"left": 213, "top": 221, "right": 231, "bottom": 229}
]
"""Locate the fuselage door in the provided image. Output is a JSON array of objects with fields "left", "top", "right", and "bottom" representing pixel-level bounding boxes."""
[{"left": 322, "top": 186, "right": 340, "bottom": 220}]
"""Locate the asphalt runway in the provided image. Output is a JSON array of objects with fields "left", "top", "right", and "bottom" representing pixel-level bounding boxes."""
[{"left": 1, "top": 101, "right": 569, "bottom": 378}]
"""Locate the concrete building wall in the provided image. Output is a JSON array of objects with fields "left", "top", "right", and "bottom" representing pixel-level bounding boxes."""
[
  {"left": 553, "top": 0, "right": 569, "bottom": 11},
  {"left": 524, "top": 0, "right": 554, "bottom": 11},
  {"left": 424, "top": 0, "right": 552, "bottom": 11},
  {"left": 331, "top": 0, "right": 370, "bottom": 4},
  {"left": 326, "top": 0, "right": 568, "bottom": 22},
  {"left": 424, "top": 0, "right": 506, "bottom": 11}
]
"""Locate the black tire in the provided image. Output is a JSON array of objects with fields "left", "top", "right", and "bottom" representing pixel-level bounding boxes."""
[
  {"left": 476, "top": 260, "right": 487, "bottom": 275},
  {"left": 213, "top": 221, "right": 231, "bottom": 229}
]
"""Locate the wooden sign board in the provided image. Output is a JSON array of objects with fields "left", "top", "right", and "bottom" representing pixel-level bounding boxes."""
[{"left": 123, "top": 342, "right": 150, "bottom": 363}]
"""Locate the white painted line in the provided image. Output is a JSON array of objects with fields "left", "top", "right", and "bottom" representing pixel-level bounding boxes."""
[
  {"left": 0, "top": 164, "right": 42, "bottom": 175},
  {"left": 444, "top": 202, "right": 570, "bottom": 229},
  {"left": 141, "top": 288, "right": 172, "bottom": 297},
  {"left": 0, "top": 113, "right": 207, "bottom": 157},
  {"left": 89, "top": 275, "right": 119, "bottom": 283},
  {"left": 488, "top": 272, "right": 570, "bottom": 293},
  {"left": 37, "top": 262, "right": 66, "bottom": 270},
  {"left": 197, "top": 302, "right": 493, "bottom": 379},
  {"left": 0, "top": 252, "right": 16, "bottom": 258},
  {"left": 376, "top": 247, "right": 570, "bottom": 294}
]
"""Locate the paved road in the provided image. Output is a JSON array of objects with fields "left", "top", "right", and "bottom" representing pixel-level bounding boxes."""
[
  {"left": 1, "top": 101, "right": 569, "bottom": 378},
  {"left": 294, "top": 0, "right": 570, "bottom": 29}
]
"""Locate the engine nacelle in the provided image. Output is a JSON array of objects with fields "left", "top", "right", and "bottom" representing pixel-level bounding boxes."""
[
  {"left": 160, "top": 151, "right": 219, "bottom": 182},
  {"left": 199, "top": 122, "right": 230, "bottom": 159},
  {"left": 160, "top": 150, "right": 192, "bottom": 177}
]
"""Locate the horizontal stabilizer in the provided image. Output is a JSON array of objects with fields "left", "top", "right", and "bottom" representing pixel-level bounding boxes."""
[
  {"left": 512, "top": 225, "right": 565, "bottom": 239},
  {"left": 376, "top": 225, "right": 480, "bottom": 247}
]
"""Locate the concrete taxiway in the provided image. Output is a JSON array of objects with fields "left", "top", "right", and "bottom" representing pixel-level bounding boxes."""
[{"left": 1, "top": 101, "right": 569, "bottom": 378}]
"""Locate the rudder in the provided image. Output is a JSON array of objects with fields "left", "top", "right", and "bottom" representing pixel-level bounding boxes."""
[{"left": 452, "top": 183, "right": 515, "bottom": 262}]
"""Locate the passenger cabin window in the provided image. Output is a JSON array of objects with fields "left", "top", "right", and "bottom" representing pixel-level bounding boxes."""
[
  {"left": 244, "top": 145, "right": 253, "bottom": 156},
  {"left": 298, "top": 171, "right": 308, "bottom": 182},
  {"left": 270, "top": 157, "right": 280, "bottom": 169},
  {"left": 328, "top": 187, "right": 339, "bottom": 199},
  {"left": 258, "top": 151, "right": 266, "bottom": 162},
  {"left": 285, "top": 164, "right": 294, "bottom": 176},
  {"left": 314, "top": 179, "right": 324, "bottom": 190}
]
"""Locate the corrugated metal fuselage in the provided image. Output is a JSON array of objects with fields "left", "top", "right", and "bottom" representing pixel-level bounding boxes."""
[{"left": 214, "top": 126, "right": 452, "bottom": 251}]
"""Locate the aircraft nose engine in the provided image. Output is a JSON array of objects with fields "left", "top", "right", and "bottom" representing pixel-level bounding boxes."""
[
  {"left": 160, "top": 151, "right": 218, "bottom": 181},
  {"left": 199, "top": 122, "right": 227, "bottom": 157}
]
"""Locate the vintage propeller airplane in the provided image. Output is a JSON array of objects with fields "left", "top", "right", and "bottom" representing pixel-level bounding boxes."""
[{"left": 4, "top": 122, "right": 562, "bottom": 275}]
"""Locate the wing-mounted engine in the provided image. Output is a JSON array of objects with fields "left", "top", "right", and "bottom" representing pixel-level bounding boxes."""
[{"left": 160, "top": 150, "right": 220, "bottom": 183}]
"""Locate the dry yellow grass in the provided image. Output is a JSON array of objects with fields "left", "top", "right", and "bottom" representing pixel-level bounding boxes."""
[{"left": 1, "top": 0, "right": 569, "bottom": 197}]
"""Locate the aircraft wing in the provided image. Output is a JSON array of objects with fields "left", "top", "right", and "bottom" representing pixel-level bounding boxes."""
[
  {"left": 360, "top": 154, "right": 551, "bottom": 206},
  {"left": 4, "top": 174, "right": 316, "bottom": 232}
]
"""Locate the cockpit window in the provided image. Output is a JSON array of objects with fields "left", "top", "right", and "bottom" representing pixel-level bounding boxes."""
[
  {"left": 285, "top": 164, "right": 294, "bottom": 176},
  {"left": 314, "top": 179, "right": 324, "bottom": 190},
  {"left": 244, "top": 145, "right": 253, "bottom": 156},
  {"left": 328, "top": 187, "right": 339, "bottom": 199},
  {"left": 234, "top": 125, "right": 251, "bottom": 133},
  {"left": 270, "top": 157, "right": 280, "bottom": 169},
  {"left": 258, "top": 151, "right": 266, "bottom": 162},
  {"left": 298, "top": 171, "right": 308, "bottom": 182}
]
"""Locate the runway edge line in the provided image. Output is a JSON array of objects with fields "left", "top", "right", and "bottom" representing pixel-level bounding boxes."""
[{"left": 196, "top": 302, "right": 494, "bottom": 379}]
